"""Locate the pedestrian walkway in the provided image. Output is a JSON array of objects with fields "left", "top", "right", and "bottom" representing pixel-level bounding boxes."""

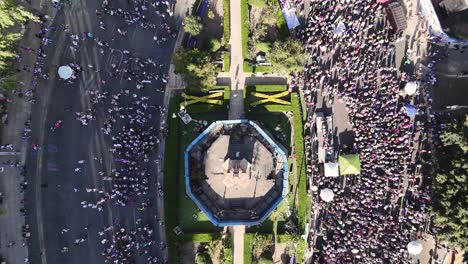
[
  {"left": 231, "top": 225, "right": 245, "bottom": 264},
  {"left": 228, "top": 0, "right": 245, "bottom": 120},
  {"left": 0, "top": 2, "right": 58, "bottom": 263}
]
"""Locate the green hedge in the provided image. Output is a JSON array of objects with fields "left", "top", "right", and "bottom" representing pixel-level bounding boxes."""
[
  {"left": 224, "top": 50, "right": 231, "bottom": 72},
  {"left": 180, "top": 233, "right": 217, "bottom": 242},
  {"left": 244, "top": 233, "right": 253, "bottom": 264},
  {"left": 243, "top": 61, "right": 273, "bottom": 73},
  {"left": 165, "top": 97, "right": 182, "bottom": 264},
  {"left": 249, "top": 104, "right": 292, "bottom": 113},
  {"left": 250, "top": 85, "right": 287, "bottom": 92},
  {"left": 223, "top": 0, "right": 230, "bottom": 45},
  {"left": 299, "top": 90, "right": 307, "bottom": 121},
  {"left": 241, "top": 0, "right": 249, "bottom": 60},
  {"left": 223, "top": 0, "right": 231, "bottom": 72},
  {"left": 291, "top": 94, "right": 309, "bottom": 231}
]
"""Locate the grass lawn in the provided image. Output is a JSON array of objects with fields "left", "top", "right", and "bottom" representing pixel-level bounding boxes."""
[
  {"left": 165, "top": 96, "right": 228, "bottom": 262},
  {"left": 247, "top": 112, "right": 291, "bottom": 154},
  {"left": 177, "top": 112, "right": 226, "bottom": 233},
  {"left": 164, "top": 97, "right": 182, "bottom": 263},
  {"left": 245, "top": 86, "right": 310, "bottom": 234},
  {"left": 244, "top": 233, "right": 254, "bottom": 264}
]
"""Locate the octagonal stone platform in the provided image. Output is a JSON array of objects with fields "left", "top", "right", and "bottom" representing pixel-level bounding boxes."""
[{"left": 184, "top": 120, "right": 288, "bottom": 226}]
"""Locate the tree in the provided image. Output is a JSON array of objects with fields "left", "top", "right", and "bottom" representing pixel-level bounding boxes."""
[
  {"left": 268, "top": 38, "right": 306, "bottom": 75},
  {"left": 209, "top": 39, "right": 221, "bottom": 52},
  {"left": 248, "top": 0, "right": 265, "bottom": 9},
  {"left": 0, "top": 73, "right": 18, "bottom": 91},
  {"left": 221, "top": 236, "right": 233, "bottom": 264},
  {"left": 172, "top": 48, "right": 217, "bottom": 92},
  {"left": 432, "top": 114, "right": 468, "bottom": 253},
  {"left": 252, "top": 234, "right": 272, "bottom": 262},
  {"left": 248, "top": 24, "right": 268, "bottom": 58},
  {"left": 0, "top": 0, "right": 38, "bottom": 75},
  {"left": 195, "top": 252, "right": 211, "bottom": 264},
  {"left": 184, "top": 16, "right": 204, "bottom": 36},
  {"left": 206, "top": 239, "right": 223, "bottom": 263},
  {"left": 259, "top": 2, "right": 278, "bottom": 26}
]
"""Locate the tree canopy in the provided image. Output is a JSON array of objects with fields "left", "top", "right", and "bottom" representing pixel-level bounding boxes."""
[
  {"left": 183, "top": 15, "right": 204, "bottom": 36},
  {"left": 252, "top": 234, "right": 273, "bottom": 262},
  {"left": 172, "top": 48, "right": 217, "bottom": 93},
  {"left": 209, "top": 38, "right": 221, "bottom": 52},
  {"left": 0, "top": 1, "right": 37, "bottom": 69},
  {"left": 0, "top": 0, "right": 38, "bottom": 90},
  {"left": 432, "top": 114, "right": 468, "bottom": 252},
  {"left": 268, "top": 38, "right": 306, "bottom": 75}
]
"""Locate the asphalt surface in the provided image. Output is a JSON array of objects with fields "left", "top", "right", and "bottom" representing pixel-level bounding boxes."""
[{"left": 23, "top": 0, "right": 184, "bottom": 263}]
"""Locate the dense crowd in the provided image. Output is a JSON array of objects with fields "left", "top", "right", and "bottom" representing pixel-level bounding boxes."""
[
  {"left": 10, "top": 0, "right": 177, "bottom": 263},
  {"left": 298, "top": 0, "right": 438, "bottom": 262}
]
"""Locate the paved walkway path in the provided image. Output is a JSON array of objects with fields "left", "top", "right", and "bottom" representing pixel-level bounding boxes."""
[
  {"left": 231, "top": 225, "right": 245, "bottom": 264},
  {"left": 226, "top": 0, "right": 246, "bottom": 261},
  {"left": 228, "top": 0, "right": 245, "bottom": 120}
]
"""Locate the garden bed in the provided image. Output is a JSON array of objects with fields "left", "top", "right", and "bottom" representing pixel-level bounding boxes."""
[
  {"left": 182, "top": 85, "right": 230, "bottom": 113},
  {"left": 185, "top": 0, "right": 230, "bottom": 72},
  {"left": 241, "top": 0, "right": 289, "bottom": 73}
]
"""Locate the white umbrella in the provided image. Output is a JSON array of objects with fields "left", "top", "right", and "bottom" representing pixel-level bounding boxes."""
[
  {"left": 320, "top": 188, "right": 334, "bottom": 202},
  {"left": 404, "top": 82, "right": 418, "bottom": 96},
  {"left": 58, "top": 65, "right": 73, "bottom": 79},
  {"left": 407, "top": 240, "right": 423, "bottom": 255}
]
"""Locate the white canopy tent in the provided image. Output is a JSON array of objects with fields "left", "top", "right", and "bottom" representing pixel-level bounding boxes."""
[
  {"left": 333, "top": 21, "right": 346, "bottom": 36},
  {"left": 404, "top": 82, "right": 419, "bottom": 95},
  {"left": 407, "top": 240, "right": 423, "bottom": 255},
  {"left": 324, "top": 162, "right": 339, "bottom": 177},
  {"left": 58, "top": 65, "right": 73, "bottom": 80},
  {"left": 320, "top": 188, "right": 335, "bottom": 202}
]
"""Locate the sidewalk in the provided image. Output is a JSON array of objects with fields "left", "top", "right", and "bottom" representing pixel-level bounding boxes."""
[
  {"left": 0, "top": 2, "right": 59, "bottom": 263},
  {"left": 228, "top": 0, "right": 245, "bottom": 120},
  {"left": 231, "top": 225, "right": 245, "bottom": 264}
]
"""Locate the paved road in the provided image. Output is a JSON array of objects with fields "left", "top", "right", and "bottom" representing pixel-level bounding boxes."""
[{"left": 23, "top": 0, "right": 188, "bottom": 263}]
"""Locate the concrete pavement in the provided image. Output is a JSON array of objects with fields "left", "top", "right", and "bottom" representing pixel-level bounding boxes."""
[
  {"left": 230, "top": 225, "right": 245, "bottom": 264},
  {"left": 228, "top": 0, "right": 245, "bottom": 120}
]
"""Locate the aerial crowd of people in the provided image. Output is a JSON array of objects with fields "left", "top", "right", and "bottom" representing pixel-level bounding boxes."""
[
  {"left": 296, "top": 0, "right": 439, "bottom": 262},
  {"left": 9, "top": 0, "right": 177, "bottom": 263},
  {"left": 4, "top": 0, "right": 457, "bottom": 262}
]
